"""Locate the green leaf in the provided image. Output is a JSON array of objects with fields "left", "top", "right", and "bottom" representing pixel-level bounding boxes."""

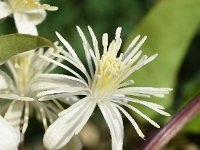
[
  {"left": 125, "top": 0, "right": 200, "bottom": 121},
  {"left": 183, "top": 113, "right": 200, "bottom": 133},
  {"left": 0, "top": 34, "right": 56, "bottom": 64},
  {"left": 181, "top": 90, "right": 200, "bottom": 133}
]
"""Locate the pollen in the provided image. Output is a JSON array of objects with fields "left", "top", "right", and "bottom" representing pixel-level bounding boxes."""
[
  {"left": 93, "top": 50, "right": 124, "bottom": 97},
  {"left": 101, "top": 52, "right": 123, "bottom": 80}
]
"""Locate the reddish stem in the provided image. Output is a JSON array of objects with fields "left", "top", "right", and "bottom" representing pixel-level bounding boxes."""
[{"left": 142, "top": 94, "right": 200, "bottom": 150}]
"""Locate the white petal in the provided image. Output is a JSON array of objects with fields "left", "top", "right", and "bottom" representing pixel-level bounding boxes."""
[
  {"left": 43, "top": 98, "right": 96, "bottom": 149},
  {"left": 13, "top": 12, "right": 38, "bottom": 35},
  {"left": 113, "top": 103, "right": 145, "bottom": 139},
  {"left": 112, "top": 100, "right": 160, "bottom": 128},
  {"left": 36, "top": 88, "right": 86, "bottom": 101},
  {"left": 98, "top": 101, "right": 123, "bottom": 150},
  {"left": 0, "top": 2, "right": 12, "bottom": 19},
  {"left": 123, "top": 36, "right": 147, "bottom": 63},
  {"left": 76, "top": 26, "right": 96, "bottom": 76},
  {"left": 0, "top": 93, "right": 34, "bottom": 101},
  {"left": 112, "top": 96, "right": 170, "bottom": 116},
  {"left": 26, "top": 9, "right": 46, "bottom": 25},
  {"left": 22, "top": 101, "right": 29, "bottom": 133},
  {"left": 51, "top": 53, "right": 92, "bottom": 83},
  {"left": 0, "top": 70, "right": 13, "bottom": 90},
  {"left": 144, "top": 53, "right": 158, "bottom": 65},
  {"left": 40, "top": 55, "right": 85, "bottom": 81},
  {"left": 38, "top": 92, "right": 85, "bottom": 101},
  {"left": 56, "top": 32, "right": 79, "bottom": 60},
  {"left": 123, "top": 35, "right": 141, "bottom": 59},
  {"left": 118, "top": 87, "right": 172, "bottom": 98},
  {"left": 4, "top": 101, "right": 24, "bottom": 132},
  {"left": 60, "top": 96, "right": 80, "bottom": 105},
  {"left": 88, "top": 26, "right": 100, "bottom": 59},
  {"left": 32, "top": 78, "right": 86, "bottom": 93},
  {"left": 0, "top": 116, "right": 20, "bottom": 150}
]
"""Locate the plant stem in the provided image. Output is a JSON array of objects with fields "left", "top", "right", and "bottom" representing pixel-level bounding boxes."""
[{"left": 142, "top": 94, "right": 200, "bottom": 150}]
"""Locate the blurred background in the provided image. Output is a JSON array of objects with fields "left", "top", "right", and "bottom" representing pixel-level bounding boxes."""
[{"left": 0, "top": 0, "right": 200, "bottom": 149}]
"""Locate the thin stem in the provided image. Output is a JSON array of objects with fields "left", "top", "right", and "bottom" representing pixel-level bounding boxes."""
[{"left": 142, "top": 94, "right": 200, "bottom": 150}]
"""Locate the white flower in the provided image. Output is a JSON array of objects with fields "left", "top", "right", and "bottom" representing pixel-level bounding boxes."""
[
  {"left": 0, "top": 46, "right": 69, "bottom": 134},
  {"left": 0, "top": 0, "right": 58, "bottom": 35},
  {"left": 0, "top": 115, "right": 20, "bottom": 150},
  {"left": 34, "top": 26, "right": 172, "bottom": 150}
]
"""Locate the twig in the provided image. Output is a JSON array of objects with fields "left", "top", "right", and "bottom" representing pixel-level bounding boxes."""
[{"left": 142, "top": 94, "right": 200, "bottom": 150}]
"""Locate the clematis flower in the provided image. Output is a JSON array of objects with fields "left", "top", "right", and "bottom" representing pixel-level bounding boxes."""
[
  {"left": 0, "top": 0, "right": 58, "bottom": 35},
  {"left": 0, "top": 46, "right": 69, "bottom": 134},
  {"left": 0, "top": 115, "right": 20, "bottom": 150},
  {"left": 33, "top": 26, "right": 172, "bottom": 150}
]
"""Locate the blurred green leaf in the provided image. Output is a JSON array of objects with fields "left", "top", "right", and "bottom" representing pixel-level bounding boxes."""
[
  {"left": 181, "top": 90, "right": 200, "bottom": 134},
  {"left": 125, "top": 0, "right": 200, "bottom": 121},
  {"left": 183, "top": 113, "right": 200, "bottom": 133},
  {"left": 0, "top": 34, "right": 56, "bottom": 64}
]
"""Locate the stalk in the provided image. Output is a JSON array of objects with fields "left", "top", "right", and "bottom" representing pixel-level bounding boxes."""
[{"left": 142, "top": 94, "right": 200, "bottom": 150}]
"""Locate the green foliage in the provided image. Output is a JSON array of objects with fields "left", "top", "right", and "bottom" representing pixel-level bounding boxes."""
[
  {"left": 126, "top": 0, "right": 200, "bottom": 121},
  {"left": 0, "top": 0, "right": 200, "bottom": 148},
  {"left": 0, "top": 34, "right": 56, "bottom": 64}
]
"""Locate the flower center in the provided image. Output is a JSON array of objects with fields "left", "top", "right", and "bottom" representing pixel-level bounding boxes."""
[
  {"left": 92, "top": 51, "right": 124, "bottom": 98},
  {"left": 12, "top": 53, "right": 35, "bottom": 97},
  {"left": 8, "top": 0, "right": 58, "bottom": 12},
  {"left": 100, "top": 53, "right": 123, "bottom": 85}
]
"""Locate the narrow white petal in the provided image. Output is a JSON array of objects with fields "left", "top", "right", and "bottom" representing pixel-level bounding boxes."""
[
  {"left": 112, "top": 100, "right": 160, "bottom": 128},
  {"left": 123, "top": 36, "right": 147, "bottom": 63},
  {"left": 56, "top": 32, "right": 79, "bottom": 60},
  {"left": 129, "top": 98, "right": 165, "bottom": 110},
  {"left": 123, "top": 35, "right": 141, "bottom": 58},
  {"left": 0, "top": 2, "right": 12, "bottom": 19},
  {"left": 26, "top": 9, "right": 46, "bottom": 25},
  {"left": 98, "top": 101, "right": 123, "bottom": 150},
  {"left": 118, "top": 87, "right": 172, "bottom": 98},
  {"left": 76, "top": 26, "right": 97, "bottom": 75},
  {"left": 37, "top": 74, "right": 88, "bottom": 88},
  {"left": 37, "top": 87, "right": 86, "bottom": 98},
  {"left": 121, "top": 55, "right": 148, "bottom": 81},
  {"left": 58, "top": 97, "right": 89, "bottom": 117},
  {"left": 43, "top": 98, "right": 96, "bottom": 149},
  {"left": 38, "top": 92, "right": 86, "bottom": 101},
  {"left": 144, "top": 54, "right": 158, "bottom": 65},
  {"left": 113, "top": 103, "right": 145, "bottom": 139},
  {"left": 52, "top": 53, "right": 91, "bottom": 83},
  {"left": 0, "top": 70, "right": 13, "bottom": 90},
  {"left": 22, "top": 102, "right": 29, "bottom": 133},
  {"left": 126, "top": 50, "right": 142, "bottom": 66},
  {"left": 0, "top": 93, "right": 34, "bottom": 101},
  {"left": 88, "top": 26, "right": 100, "bottom": 59},
  {"left": 60, "top": 96, "right": 80, "bottom": 105},
  {"left": 118, "top": 80, "right": 135, "bottom": 88},
  {"left": 14, "top": 12, "right": 38, "bottom": 35},
  {"left": 4, "top": 101, "right": 24, "bottom": 132},
  {"left": 32, "top": 74, "right": 88, "bottom": 96},
  {"left": 6, "top": 60, "right": 19, "bottom": 82},
  {"left": 40, "top": 55, "right": 85, "bottom": 81},
  {"left": 112, "top": 97, "right": 170, "bottom": 116},
  {"left": 0, "top": 116, "right": 20, "bottom": 150}
]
